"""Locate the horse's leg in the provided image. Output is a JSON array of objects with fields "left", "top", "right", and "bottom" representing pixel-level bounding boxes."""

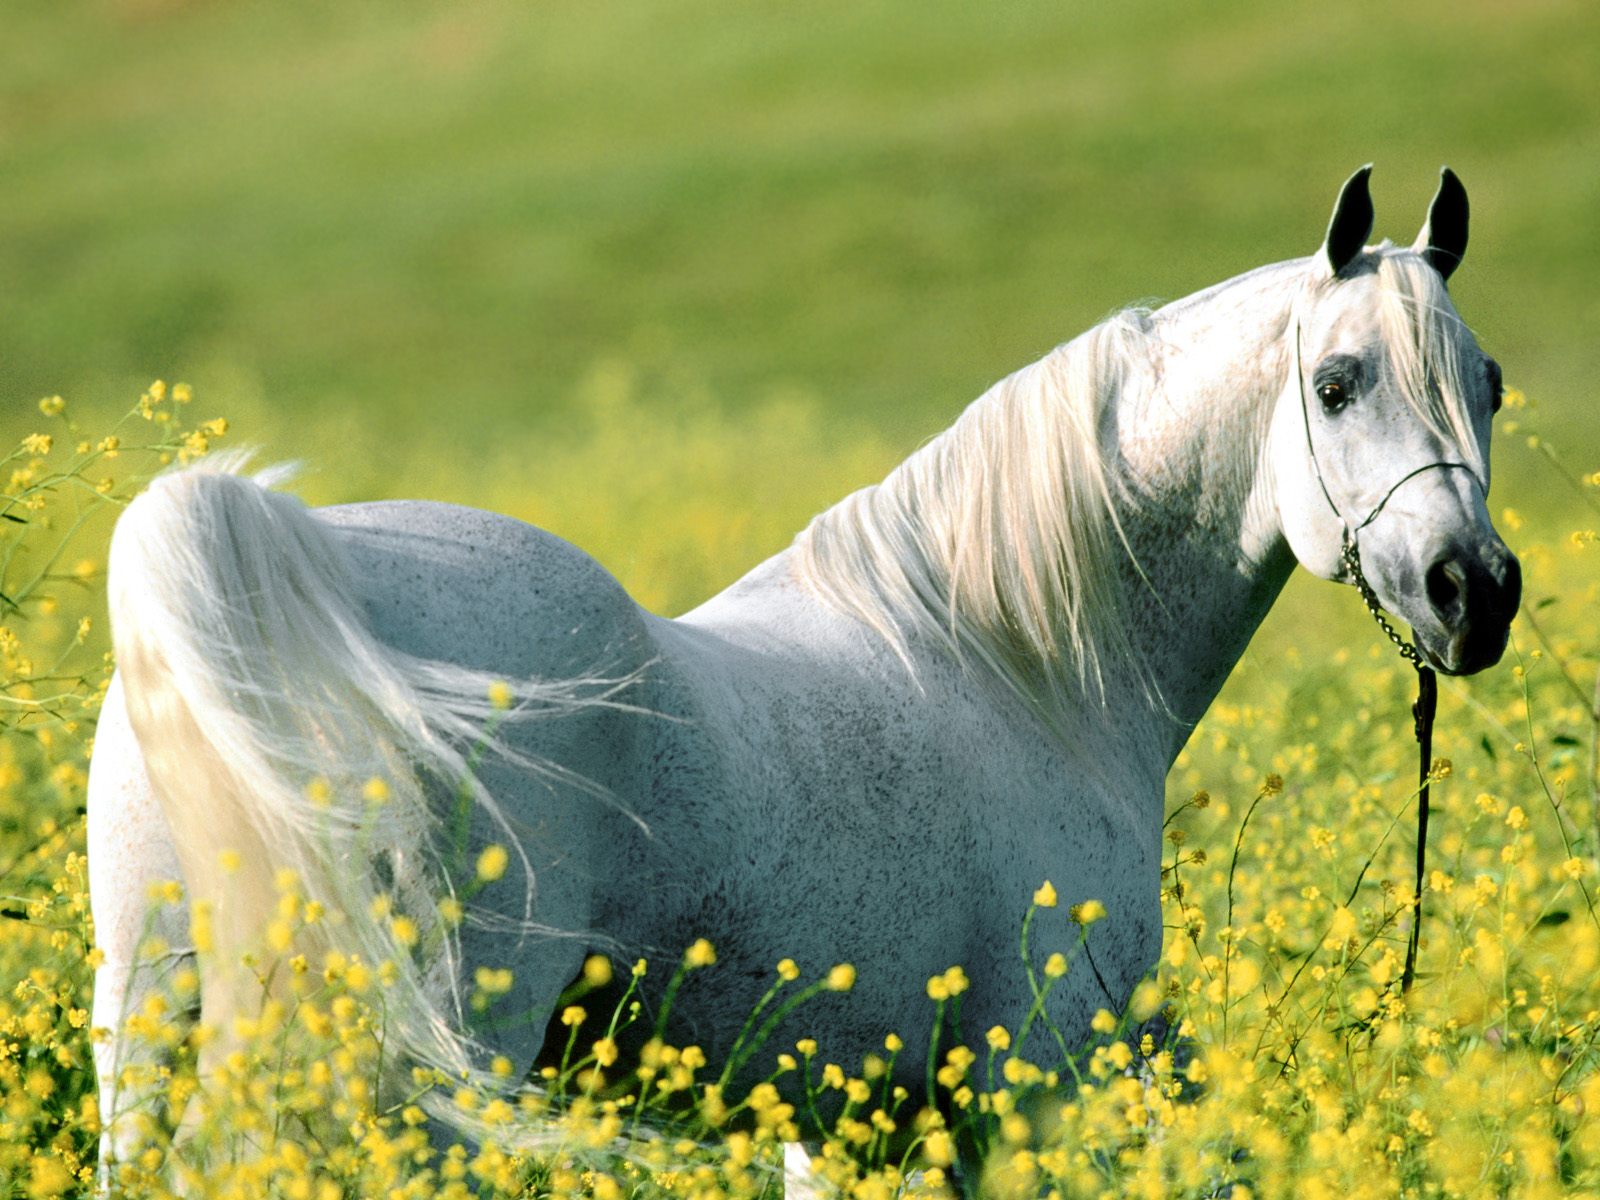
[{"left": 87, "top": 675, "right": 197, "bottom": 1179}]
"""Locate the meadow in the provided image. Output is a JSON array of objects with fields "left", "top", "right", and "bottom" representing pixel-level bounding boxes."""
[
  {"left": 4, "top": 0, "right": 1600, "bottom": 1195},
  {"left": 1, "top": 370, "right": 1597, "bottom": 1200}
]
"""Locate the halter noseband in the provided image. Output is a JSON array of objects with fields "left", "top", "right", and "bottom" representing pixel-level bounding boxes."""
[{"left": 1291, "top": 318, "right": 1483, "bottom": 995}]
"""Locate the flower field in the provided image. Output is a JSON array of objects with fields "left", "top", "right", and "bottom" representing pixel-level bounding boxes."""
[{"left": 1, "top": 379, "right": 1598, "bottom": 1200}]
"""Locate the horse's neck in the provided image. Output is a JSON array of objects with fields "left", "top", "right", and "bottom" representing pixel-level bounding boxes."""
[{"left": 1112, "top": 266, "right": 1305, "bottom": 749}]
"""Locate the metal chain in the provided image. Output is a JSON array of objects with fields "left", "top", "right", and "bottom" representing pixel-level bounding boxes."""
[{"left": 1340, "top": 533, "right": 1425, "bottom": 669}]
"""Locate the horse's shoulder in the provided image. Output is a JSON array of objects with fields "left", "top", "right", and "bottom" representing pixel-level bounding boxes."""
[{"left": 316, "top": 500, "right": 652, "bottom": 679}]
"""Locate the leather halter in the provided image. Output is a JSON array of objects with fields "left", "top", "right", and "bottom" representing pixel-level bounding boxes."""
[{"left": 1290, "top": 319, "right": 1483, "bottom": 994}]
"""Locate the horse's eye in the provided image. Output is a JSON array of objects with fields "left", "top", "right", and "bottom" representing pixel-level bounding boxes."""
[{"left": 1317, "top": 381, "right": 1347, "bottom": 412}]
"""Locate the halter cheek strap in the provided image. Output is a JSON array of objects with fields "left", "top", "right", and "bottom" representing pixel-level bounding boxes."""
[
  {"left": 1293, "top": 322, "right": 1483, "bottom": 567},
  {"left": 1290, "top": 319, "right": 1484, "bottom": 995}
]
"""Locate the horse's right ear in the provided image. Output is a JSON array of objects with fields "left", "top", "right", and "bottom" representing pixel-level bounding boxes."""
[{"left": 1321, "top": 164, "right": 1375, "bottom": 278}]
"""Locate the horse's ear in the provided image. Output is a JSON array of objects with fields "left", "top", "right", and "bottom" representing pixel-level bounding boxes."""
[
  {"left": 1413, "top": 166, "right": 1469, "bottom": 281},
  {"left": 1321, "top": 164, "right": 1376, "bottom": 278}
]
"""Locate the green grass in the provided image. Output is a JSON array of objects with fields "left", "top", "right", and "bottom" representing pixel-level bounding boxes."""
[{"left": 3, "top": 0, "right": 1596, "bottom": 520}]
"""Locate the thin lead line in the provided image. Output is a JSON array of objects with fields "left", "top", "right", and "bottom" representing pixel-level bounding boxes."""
[
  {"left": 1292, "top": 316, "right": 1447, "bottom": 998},
  {"left": 1293, "top": 321, "right": 1347, "bottom": 530}
]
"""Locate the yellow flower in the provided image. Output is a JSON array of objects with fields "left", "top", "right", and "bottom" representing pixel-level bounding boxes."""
[
  {"left": 583, "top": 954, "right": 613, "bottom": 987},
  {"left": 487, "top": 680, "right": 513, "bottom": 710},
  {"left": 1071, "top": 899, "right": 1107, "bottom": 925},
  {"left": 38, "top": 395, "right": 65, "bottom": 416},
  {"left": 362, "top": 776, "right": 390, "bottom": 805},
  {"left": 390, "top": 916, "right": 419, "bottom": 948},
  {"left": 684, "top": 938, "right": 717, "bottom": 968},
  {"left": 476, "top": 844, "right": 509, "bottom": 882},
  {"left": 592, "top": 1037, "right": 619, "bottom": 1067},
  {"left": 218, "top": 849, "right": 242, "bottom": 874},
  {"left": 145, "top": 879, "right": 183, "bottom": 905},
  {"left": 1033, "top": 880, "right": 1058, "bottom": 908},
  {"left": 1091, "top": 1009, "right": 1117, "bottom": 1035},
  {"left": 560, "top": 1006, "right": 586, "bottom": 1027},
  {"left": 777, "top": 958, "right": 800, "bottom": 981},
  {"left": 827, "top": 963, "right": 857, "bottom": 992},
  {"left": 987, "top": 1025, "right": 1012, "bottom": 1051},
  {"left": 884, "top": 1033, "right": 903, "bottom": 1053},
  {"left": 1044, "top": 952, "right": 1068, "bottom": 978}
]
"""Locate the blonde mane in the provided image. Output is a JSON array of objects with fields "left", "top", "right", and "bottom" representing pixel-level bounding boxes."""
[{"left": 794, "top": 310, "right": 1156, "bottom": 737}]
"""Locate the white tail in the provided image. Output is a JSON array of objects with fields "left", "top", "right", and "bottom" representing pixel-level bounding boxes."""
[{"left": 107, "top": 455, "right": 584, "bottom": 1117}]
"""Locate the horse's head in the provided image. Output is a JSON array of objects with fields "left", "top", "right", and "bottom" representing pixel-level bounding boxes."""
[{"left": 1269, "top": 165, "right": 1520, "bottom": 676}]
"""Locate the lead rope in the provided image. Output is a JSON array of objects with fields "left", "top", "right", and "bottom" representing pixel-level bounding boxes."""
[
  {"left": 1292, "top": 321, "right": 1465, "bottom": 997},
  {"left": 1341, "top": 532, "right": 1436, "bottom": 994}
]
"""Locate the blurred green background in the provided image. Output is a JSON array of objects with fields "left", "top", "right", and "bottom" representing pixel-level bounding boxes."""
[{"left": 2, "top": 0, "right": 1596, "bottom": 619}]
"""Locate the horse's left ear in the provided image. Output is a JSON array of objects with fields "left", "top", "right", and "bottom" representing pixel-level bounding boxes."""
[{"left": 1413, "top": 166, "right": 1469, "bottom": 281}]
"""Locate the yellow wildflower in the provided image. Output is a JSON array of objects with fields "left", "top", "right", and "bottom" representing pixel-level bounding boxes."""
[{"left": 476, "top": 844, "right": 510, "bottom": 882}]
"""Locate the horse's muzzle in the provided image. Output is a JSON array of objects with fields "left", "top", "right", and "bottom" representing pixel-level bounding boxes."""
[{"left": 1420, "top": 543, "right": 1521, "bottom": 675}]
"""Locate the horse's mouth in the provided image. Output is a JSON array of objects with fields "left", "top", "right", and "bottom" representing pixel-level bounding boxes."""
[{"left": 1417, "top": 621, "right": 1512, "bottom": 677}]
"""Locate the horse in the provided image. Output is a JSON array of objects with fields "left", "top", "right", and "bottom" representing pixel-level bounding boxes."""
[{"left": 87, "top": 165, "right": 1520, "bottom": 1173}]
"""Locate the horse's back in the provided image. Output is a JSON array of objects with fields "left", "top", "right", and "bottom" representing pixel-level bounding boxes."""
[{"left": 319, "top": 499, "right": 652, "bottom": 689}]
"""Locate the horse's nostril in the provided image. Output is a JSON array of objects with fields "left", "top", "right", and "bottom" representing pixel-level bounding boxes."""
[
  {"left": 1426, "top": 559, "right": 1466, "bottom": 618},
  {"left": 1500, "top": 554, "right": 1523, "bottom": 615}
]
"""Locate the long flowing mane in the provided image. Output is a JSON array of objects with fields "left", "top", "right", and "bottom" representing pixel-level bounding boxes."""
[
  {"left": 794, "top": 247, "right": 1486, "bottom": 740},
  {"left": 794, "top": 309, "right": 1158, "bottom": 736}
]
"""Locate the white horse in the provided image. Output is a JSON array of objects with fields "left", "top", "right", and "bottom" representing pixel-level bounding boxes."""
[{"left": 88, "top": 166, "right": 1519, "bottom": 1168}]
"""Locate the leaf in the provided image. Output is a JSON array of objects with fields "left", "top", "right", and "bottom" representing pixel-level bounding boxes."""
[
  {"left": 1538, "top": 910, "right": 1572, "bottom": 927},
  {"left": 1553, "top": 735, "right": 1580, "bottom": 747},
  {"left": 1480, "top": 735, "right": 1497, "bottom": 760}
]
